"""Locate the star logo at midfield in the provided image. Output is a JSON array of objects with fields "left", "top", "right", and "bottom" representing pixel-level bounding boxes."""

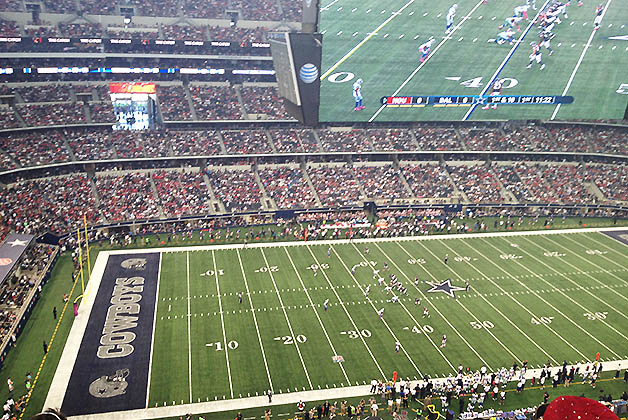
[
  {"left": 7, "top": 239, "right": 27, "bottom": 247},
  {"left": 426, "top": 279, "right": 467, "bottom": 298}
]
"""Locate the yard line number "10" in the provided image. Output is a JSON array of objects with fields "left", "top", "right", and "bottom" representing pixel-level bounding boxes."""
[{"left": 207, "top": 340, "right": 239, "bottom": 351}]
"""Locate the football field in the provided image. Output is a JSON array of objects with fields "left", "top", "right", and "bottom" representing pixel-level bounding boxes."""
[
  {"left": 318, "top": 0, "right": 628, "bottom": 122},
  {"left": 47, "top": 228, "right": 628, "bottom": 418}
]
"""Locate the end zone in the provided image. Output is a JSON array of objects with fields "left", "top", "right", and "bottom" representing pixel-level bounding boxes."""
[{"left": 45, "top": 253, "right": 161, "bottom": 417}]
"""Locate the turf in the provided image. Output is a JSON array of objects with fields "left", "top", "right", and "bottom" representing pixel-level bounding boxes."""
[
  {"left": 3, "top": 218, "right": 627, "bottom": 418},
  {"left": 147, "top": 230, "right": 628, "bottom": 407},
  {"left": 318, "top": 0, "right": 628, "bottom": 122}
]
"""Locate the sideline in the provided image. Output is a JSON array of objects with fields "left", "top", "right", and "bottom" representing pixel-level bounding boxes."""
[
  {"left": 71, "top": 360, "right": 628, "bottom": 420},
  {"left": 18, "top": 256, "right": 83, "bottom": 419},
  {"left": 104, "top": 226, "right": 628, "bottom": 255}
]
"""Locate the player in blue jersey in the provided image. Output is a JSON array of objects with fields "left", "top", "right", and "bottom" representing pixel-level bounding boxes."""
[
  {"left": 418, "top": 39, "right": 435, "bottom": 63},
  {"left": 445, "top": 4, "right": 458, "bottom": 34},
  {"left": 352, "top": 78, "right": 364, "bottom": 111}
]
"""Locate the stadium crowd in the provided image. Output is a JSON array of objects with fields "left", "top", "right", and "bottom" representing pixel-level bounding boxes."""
[{"left": 258, "top": 166, "right": 318, "bottom": 209}]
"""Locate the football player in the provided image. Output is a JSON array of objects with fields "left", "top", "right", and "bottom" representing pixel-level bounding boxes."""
[
  {"left": 446, "top": 4, "right": 458, "bottom": 34},
  {"left": 550, "top": 1, "right": 569, "bottom": 19},
  {"left": 593, "top": 4, "right": 603, "bottom": 30},
  {"left": 418, "top": 38, "right": 435, "bottom": 63},
  {"left": 352, "top": 78, "right": 364, "bottom": 111},
  {"left": 482, "top": 78, "right": 504, "bottom": 110},
  {"left": 539, "top": 29, "right": 554, "bottom": 55},
  {"left": 494, "top": 29, "right": 515, "bottom": 45},
  {"left": 514, "top": 4, "right": 531, "bottom": 19},
  {"left": 499, "top": 15, "right": 523, "bottom": 31},
  {"left": 527, "top": 42, "right": 545, "bottom": 69}
]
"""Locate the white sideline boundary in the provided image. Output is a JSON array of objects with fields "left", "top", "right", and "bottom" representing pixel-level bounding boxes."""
[
  {"left": 104, "top": 226, "right": 628, "bottom": 255},
  {"left": 70, "top": 360, "right": 628, "bottom": 420},
  {"left": 44, "top": 252, "right": 109, "bottom": 412},
  {"left": 44, "top": 226, "right": 628, "bottom": 419}
]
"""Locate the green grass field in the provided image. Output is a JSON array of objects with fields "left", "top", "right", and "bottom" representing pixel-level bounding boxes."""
[
  {"left": 147, "top": 229, "right": 628, "bottom": 407},
  {"left": 318, "top": 0, "right": 628, "bottom": 122}
]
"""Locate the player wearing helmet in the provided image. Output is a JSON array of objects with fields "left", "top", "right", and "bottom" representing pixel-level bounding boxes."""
[
  {"left": 527, "top": 42, "right": 545, "bottom": 69},
  {"left": 352, "top": 78, "right": 364, "bottom": 111},
  {"left": 446, "top": 4, "right": 458, "bottom": 34}
]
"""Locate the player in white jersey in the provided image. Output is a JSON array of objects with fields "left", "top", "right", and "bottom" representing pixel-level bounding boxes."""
[
  {"left": 395, "top": 341, "right": 401, "bottom": 352},
  {"left": 494, "top": 29, "right": 515, "bottom": 45},
  {"left": 353, "top": 78, "right": 364, "bottom": 111},
  {"left": 499, "top": 15, "right": 523, "bottom": 31},
  {"left": 418, "top": 39, "right": 435, "bottom": 63},
  {"left": 514, "top": 4, "right": 530, "bottom": 19},
  {"left": 526, "top": 0, "right": 536, "bottom": 10},
  {"left": 441, "top": 334, "right": 447, "bottom": 348},
  {"left": 445, "top": 4, "right": 458, "bottom": 34},
  {"left": 378, "top": 307, "right": 385, "bottom": 319},
  {"left": 372, "top": 268, "right": 380, "bottom": 279},
  {"left": 324, "top": 298, "right": 329, "bottom": 311},
  {"left": 593, "top": 4, "right": 603, "bottom": 30},
  {"left": 482, "top": 78, "right": 504, "bottom": 110},
  {"left": 365, "top": 285, "right": 370, "bottom": 298},
  {"left": 390, "top": 295, "right": 399, "bottom": 303}
]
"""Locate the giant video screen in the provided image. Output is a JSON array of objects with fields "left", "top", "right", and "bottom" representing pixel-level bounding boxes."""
[{"left": 318, "top": 0, "right": 628, "bottom": 122}]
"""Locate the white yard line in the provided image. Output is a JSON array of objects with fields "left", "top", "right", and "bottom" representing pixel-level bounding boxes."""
[
  {"left": 590, "top": 231, "right": 628, "bottom": 255},
  {"left": 186, "top": 251, "right": 193, "bottom": 403},
  {"left": 236, "top": 249, "right": 273, "bottom": 392},
  {"left": 427, "top": 239, "right": 584, "bottom": 361},
  {"left": 69, "top": 360, "right": 628, "bottom": 420},
  {"left": 320, "top": 0, "right": 342, "bottom": 11},
  {"left": 368, "top": 0, "right": 487, "bottom": 122},
  {"left": 307, "top": 245, "right": 387, "bottom": 379},
  {"left": 556, "top": 233, "right": 628, "bottom": 288},
  {"left": 587, "top": 232, "right": 628, "bottom": 256},
  {"left": 480, "top": 237, "right": 622, "bottom": 358},
  {"left": 282, "top": 247, "right": 352, "bottom": 385},
  {"left": 551, "top": 0, "right": 613, "bottom": 119},
  {"left": 329, "top": 244, "right": 423, "bottom": 376},
  {"left": 541, "top": 235, "right": 628, "bottom": 304},
  {"left": 321, "top": 0, "right": 417, "bottom": 80},
  {"left": 145, "top": 253, "right": 162, "bottom": 408},
  {"left": 260, "top": 248, "right": 314, "bottom": 390},
  {"left": 394, "top": 241, "right": 545, "bottom": 365},
  {"left": 352, "top": 243, "right": 459, "bottom": 372},
  {"left": 213, "top": 250, "right": 234, "bottom": 399},
  {"left": 516, "top": 236, "right": 628, "bottom": 324}
]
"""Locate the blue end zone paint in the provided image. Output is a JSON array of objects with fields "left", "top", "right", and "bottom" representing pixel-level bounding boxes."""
[
  {"left": 602, "top": 230, "right": 628, "bottom": 247},
  {"left": 61, "top": 253, "right": 160, "bottom": 416},
  {"left": 463, "top": 0, "right": 553, "bottom": 121}
]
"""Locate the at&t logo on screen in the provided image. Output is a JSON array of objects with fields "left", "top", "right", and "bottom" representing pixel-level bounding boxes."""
[{"left": 299, "top": 63, "right": 319, "bottom": 84}]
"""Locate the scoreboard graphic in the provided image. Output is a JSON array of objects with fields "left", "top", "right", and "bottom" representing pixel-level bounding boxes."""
[{"left": 381, "top": 95, "right": 574, "bottom": 107}]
